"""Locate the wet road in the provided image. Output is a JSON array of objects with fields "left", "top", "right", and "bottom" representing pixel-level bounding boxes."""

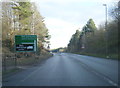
[{"left": 3, "top": 53, "right": 118, "bottom": 86}]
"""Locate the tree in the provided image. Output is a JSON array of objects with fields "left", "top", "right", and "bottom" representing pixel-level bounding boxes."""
[
  {"left": 1, "top": 1, "right": 50, "bottom": 55},
  {"left": 30, "top": 3, "right": 50, "bottom": 53},
  {"left": 78, "top": 19, "right": 97, "bottom": 52},
  {"left": 110, "top": 1, "right": 120, "bottom": 21},
  {"left": 67, "top": 30, "right": 80, "bottom": 52},
  {"left": 86, "top": 18, "right": 97, "bottom": 33},
  {"left": 12, "top": 1, "right": 33, "bottom": 33},
  {"left": 2, "top": 2, "right": 13, "bottom": 50}
]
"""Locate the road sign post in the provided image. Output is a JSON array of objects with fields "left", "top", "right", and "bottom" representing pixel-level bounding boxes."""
[{"left": 14, "top": 35, "right": 37, "bottom": 68}]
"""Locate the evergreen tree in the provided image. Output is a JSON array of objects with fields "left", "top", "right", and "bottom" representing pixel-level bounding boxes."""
[
  {"left": 12, "top": 1, "right": 33, "bottom": 33},
  {"left": 1, "top": 1, "right": 50, "bottom": 54},
  {"left": 67, "top": 30, "right": 80, "bottom": 52},
  {"left": 86, "top": 19, "right": 97, "bottom": 33}
]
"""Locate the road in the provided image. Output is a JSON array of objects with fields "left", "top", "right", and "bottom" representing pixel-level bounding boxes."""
[{"left": 3, "top": 53, "right": 118, "bottom": 86}]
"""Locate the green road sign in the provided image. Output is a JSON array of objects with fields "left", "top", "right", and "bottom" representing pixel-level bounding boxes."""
[{"left": 15, "top": 35, "right": 37, "bottom": 52}]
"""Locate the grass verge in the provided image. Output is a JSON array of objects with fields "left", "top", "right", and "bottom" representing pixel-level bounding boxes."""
[
  {"left": 2, "top": 53, "right": 53, "bottom": 76},
  {"left": 2, "top": 68, "right": 21, "bottom": 76},
  {"left": 75, "top": 52, "right": 119, "bottom": 60}
]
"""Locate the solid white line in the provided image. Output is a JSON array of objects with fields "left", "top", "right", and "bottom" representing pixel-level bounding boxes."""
[
  {"left": 92, "top": 69, "right": 118, "bottom": 86},
  {"left": 15, "top": 67, "right": 41, "bottom": 86},
  {"left": 105, "top": 78, "right": 118, "bottom": 86}
]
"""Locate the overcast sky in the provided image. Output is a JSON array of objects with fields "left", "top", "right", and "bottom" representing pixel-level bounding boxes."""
[{"left": 31, "top": 0, "right": 117, "bottom": 49}]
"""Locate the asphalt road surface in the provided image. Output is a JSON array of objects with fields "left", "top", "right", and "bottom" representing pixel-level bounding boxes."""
[{"left": 3, "top": 53, "right": 118, "bottom": 86}]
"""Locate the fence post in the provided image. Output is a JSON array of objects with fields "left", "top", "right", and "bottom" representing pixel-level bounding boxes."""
[
  {"left": 14, "top": 54, "right": 17, "bottom": 68},
  {"left": 3, "top": 55, "right": 6, "bottom": 72}
]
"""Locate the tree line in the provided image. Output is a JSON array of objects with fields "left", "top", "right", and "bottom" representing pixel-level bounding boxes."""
[
  {"left": 1, "top": 0, "right": 50, "bottom": 55},
  {"left": 67, "top": 1, "right": 119, "bottom": 59}
]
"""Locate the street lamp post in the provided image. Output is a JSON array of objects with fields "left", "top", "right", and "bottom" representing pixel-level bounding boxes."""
[{"left": 103, "top": 4, "right": 109, "bottom": 58}]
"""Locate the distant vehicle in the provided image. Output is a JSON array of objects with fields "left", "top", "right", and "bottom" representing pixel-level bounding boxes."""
[
  {"left": 50, "top": 51, "right": 52, "bottom": 53},
  {"left": 50, "top": 51, "right": 54, "bottom": 56},
  {"left": 58, "top": 52, "right": 62, "bottom": 56}
]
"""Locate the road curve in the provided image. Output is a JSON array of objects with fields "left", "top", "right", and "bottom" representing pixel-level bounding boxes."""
[{"left": 3, "top": 53, "right": 118, "bottom": 86}]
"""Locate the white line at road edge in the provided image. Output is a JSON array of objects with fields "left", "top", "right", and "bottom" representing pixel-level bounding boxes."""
[
  {"left": 71, "top": 56, "right": 118, "bottom": 86},
  {"left": 15, "top": 66, "right": 42, "bottom": 86},
  {"left": 93, "top": 71, "right": 118, "bottom": 86}
]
